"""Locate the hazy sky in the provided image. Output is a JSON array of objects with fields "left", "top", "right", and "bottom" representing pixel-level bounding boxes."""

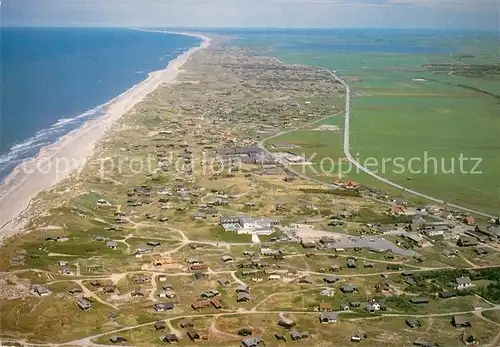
[{"left": 3, "top": 0, "right": 499, "bottom": 30}]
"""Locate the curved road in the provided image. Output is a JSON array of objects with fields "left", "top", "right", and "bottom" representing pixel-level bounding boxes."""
[{"left": 320, "top": 67, "right": 496, "bottom": 219}]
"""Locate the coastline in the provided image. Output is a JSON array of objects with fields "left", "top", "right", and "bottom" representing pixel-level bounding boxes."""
[{"left": 0, "top": 31, "right": 211, "bottom": 243}]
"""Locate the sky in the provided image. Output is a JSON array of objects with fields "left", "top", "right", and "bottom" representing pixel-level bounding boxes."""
[{"left": 2, "top": 0, "right": 499, "bottom": 30}]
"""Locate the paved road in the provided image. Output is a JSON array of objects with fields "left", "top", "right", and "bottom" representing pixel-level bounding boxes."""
[{"left": 319, "top": 67, "right": 497, "bottom": 220}]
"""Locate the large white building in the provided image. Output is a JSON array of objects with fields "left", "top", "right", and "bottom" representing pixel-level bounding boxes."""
[{"left": 220, "top": 216, "right": 278, "bottom": 235}]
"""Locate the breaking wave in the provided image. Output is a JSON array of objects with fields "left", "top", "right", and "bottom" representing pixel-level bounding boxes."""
[{"left": 0, "top": 105, "right": 106, "bottom": 182}]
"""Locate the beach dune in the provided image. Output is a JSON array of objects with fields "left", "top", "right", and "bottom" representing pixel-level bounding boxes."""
[{"left": 0, "top": 31, "right": 211, "bottom": 244}]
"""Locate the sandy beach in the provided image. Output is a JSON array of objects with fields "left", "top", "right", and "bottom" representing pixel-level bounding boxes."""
[{"left": 0, "top": 31, "right": 211, "bottom": 243}]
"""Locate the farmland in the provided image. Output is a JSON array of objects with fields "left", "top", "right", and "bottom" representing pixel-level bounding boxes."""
[{"left": 249, "top": 32, "right": 500, "bottom": 215}]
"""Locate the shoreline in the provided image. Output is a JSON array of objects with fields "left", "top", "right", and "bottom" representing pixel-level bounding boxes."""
[{"left": 0, "top": 31, "right": 211, "bottom": 243}]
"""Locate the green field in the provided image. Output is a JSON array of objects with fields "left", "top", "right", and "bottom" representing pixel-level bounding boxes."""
[{"left": 239, "top": 33, "right": 500, "bottom": 214}]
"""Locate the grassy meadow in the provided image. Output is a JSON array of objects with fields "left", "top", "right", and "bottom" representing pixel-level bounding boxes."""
[{"left": 246, "top": 33, "right": 499, "bottom": 214}]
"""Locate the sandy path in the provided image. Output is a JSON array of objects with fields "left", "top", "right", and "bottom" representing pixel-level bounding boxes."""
[{"left": 0, "top": 32, "right": 211, "bottom": 244}]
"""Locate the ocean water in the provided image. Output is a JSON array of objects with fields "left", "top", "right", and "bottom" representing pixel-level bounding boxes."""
[
  {"left": 221, "top": 28, "right": 490, "bottom": 54},
  {"left": 0, "top": 28, "right": 200, "bottom": 182}
]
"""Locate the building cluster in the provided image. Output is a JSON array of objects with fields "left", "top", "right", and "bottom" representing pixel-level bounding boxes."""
[{"left": 220, "top": 216, "right": 279, "bottom": 235}]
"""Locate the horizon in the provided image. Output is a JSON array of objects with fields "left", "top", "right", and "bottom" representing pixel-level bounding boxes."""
[
  {"left": 3, "top": 26, "right": 498, "bottom": 34},
  {"left": 3, "top": 0, "right": 499, "bottom": 31}
]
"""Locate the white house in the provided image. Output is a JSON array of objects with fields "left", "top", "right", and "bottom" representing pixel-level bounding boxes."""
[
  {"left": 424, "top": 229, "right": 445, "bottom": 237},
  {"left": 455, "top": 276, "right": 474, "bottom": 290},
  {"left": 365, "top": 300, "right": 381, "bottom": 312},
  {"left": 220, "top": 216, "right": 277, "bottom": 235}
]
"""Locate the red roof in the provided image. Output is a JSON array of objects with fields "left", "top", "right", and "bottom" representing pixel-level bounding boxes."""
[
  {"left": 391, "top": 205, "right": 405, "bottom": 213},
  {"left": 465, "top": 216, "right": 475, "bottom": 225},
  {"left": 190, "top": 264, "right": 208, "bottom": 271}
]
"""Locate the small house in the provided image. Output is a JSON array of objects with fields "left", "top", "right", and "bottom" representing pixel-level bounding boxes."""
[
  {"left": 464, "top": 216, "right": 475, "bottom": 225},
  {"left": 236, "top": 284, "right": 250, "bottom": 293},
  {"left": 190, "top": 264, "right": 208, "bottom": 271},
  {"left": 241, "top": 336, "right": 264, "bottom": 347},
  {"left": 218, "top": 279, "right": 231, "bottom": 287},
  {"left": 439, "top": 290, "right": 457, "bottom": 299},
  {"left": 201, "top": 289, "right": 220, "bottom": 298},
  {"left": 31, "top": 285, "right": 49, "bottom": 297},
  {"left": 187, "top": 328, "right": 200, "bottom": 341},
  {"left": 155, "top": 321, "right": 167, "bottom": 330},
  {"left": 290, "top": 331, "right": 302, "bottom": 341},
  {"left": 298, "top": 276, "right": 313, "bottom": 284},
  {"left": 452, "top": 315, "right": 471, "bottom": 327},
  {"left": 275, "top": 333, "right": 286, "bottom": 342},
  {"left": 406, "top": 317, "right": 421, "bottom": 328},
  {"left": 133, "top": 274, "right": 151, "bottom": 284},
  {"left": 350, "top": 301, "right": 361, "bottom": 308},
  {"left": 110, "top": 336, "right": 127, "bottom": 344},
  {"left": 457, "top": 236, "right": 478, "bottom": 247},
  {"left": 191, "top": 300, "right": 211, "bottom": 310},
  {"left": 131, "top": 287, "right": 145, "bottom": 297},
  {"left": 351, "top": 333, "right": 364, "bottom": 342},
  {"left": 77, "top": 298, "right": 92, "bottom": 311},
  {"left": 387, "top": 265, "right": 401, "bottom": 270},
  {"left": 319, "top": 302, "right": 332, "bottom": 312},
  {"left": 103, "top": 284, "right": 117, "bottom": 294},
  {"left": 221, "top": 255, "right": 234, "bottom": 263},
  {"left": 163, "top": 334, "right": 179, "bottom": 344},
  {"left": 365, "top": 301, "right": 381, "bottom": 313},
  {"left": 475, "top": 247, "right": 489, "bottom": 256},
  {"left": 154, "top": 302, "right": 174, "bottom": 312},
  {"left": 323, "top": 276, "right": 340, "bottom": 284},
  {"left": 68, "top": 286, "right": 83, "bottom": 295},
  {"left": 278, "top": 317, "right": 296, "bottom": 329},
  {"left": 339, "top": 302, "right": 350, "bottom": 311},
  {"left": 411, "top": 296, "right": 430, "bottom": 304},
  {"left": 211, "top": 299, "right": 223, "bottom": 309},
  {"left": 461, "top": 333, "right": 479, "bottom": 346},
  {"left": 319, "top": 312, "right": 338, "bottom": 323},
  {"left": 180, "top": 320, "right": 194, "bottom": 329},
  {"left": 340, "top": 284, "right": 358, "bottom": 293},
  {"left": 455, "top": 276, "right": 474, "bottom": 290},
  {"left": 106, "top": 241, "right": 117, "bottom": 249},
  {"left": 237, "top": 292, "right": 251, "bottom": 302}
]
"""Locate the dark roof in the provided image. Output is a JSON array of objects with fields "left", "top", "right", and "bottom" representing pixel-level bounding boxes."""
[
  {"left": 242, "top": 336, "right": 263, "bottom": 347},
  {"left": 155, "top": 321, "right": 166, "bottom": 330},
  {"left": 187, "top": 328, "right": 200, "bottom": 340},
  {"left": 164, "top": 334, "right": 179, "bottom": 343},
  {"left": 453, "top": 315, "right": 469, "bottom": 326},
  {"left": 410, "top": 296, "right": 430, "bottom": 304},
  {"left": 319, "top": 312, "right": 338, "bottom": 321},
  {"left": 439, "top": 290, "right": 457, "bottom": 298},
  {"left": 406, "top": 317, "right": 420, "bottom": 326}
]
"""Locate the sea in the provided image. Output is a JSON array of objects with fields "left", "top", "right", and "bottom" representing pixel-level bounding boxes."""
[{"left": 0, "top": 27, "right": 201, "bottom": 182}]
